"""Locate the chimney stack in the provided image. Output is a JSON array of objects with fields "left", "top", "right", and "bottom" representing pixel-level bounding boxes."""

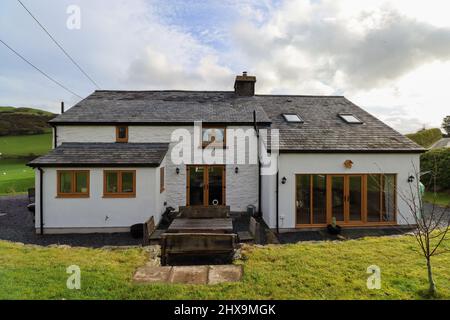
[{"left": 234, "top": 71, "right": 256, "bottom": 96}]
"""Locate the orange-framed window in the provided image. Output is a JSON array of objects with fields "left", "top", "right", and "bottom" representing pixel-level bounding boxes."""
[
  {"left": 116, "top": 126, "right": 128, "bottom": 143},
  {"left": 160, "top": 167, "right": 165, "bottom": 193},
  {"left": 57, "top": 170, "right": 89, "bottom": 198},
  {"left": 201, "top": 125, "right": 226, "bottom": 148},
  {"left": 103, "top": 170, "right": 136, "bottom": 198}
]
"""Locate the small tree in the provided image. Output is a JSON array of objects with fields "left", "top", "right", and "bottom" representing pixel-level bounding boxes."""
[
  {"left": 442, "top": 115, "right": 450, "bottom": 135},
  {"left": 386, "top": 164, "right": 450, "bottom": 296}
]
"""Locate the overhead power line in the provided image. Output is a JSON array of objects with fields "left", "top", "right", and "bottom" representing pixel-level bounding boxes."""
[
  {"left": 0, "top": 38, "right": 83, "bottom": 99},
  {"left": 17, "top": 0, "right": 100, "bottom": 89}
]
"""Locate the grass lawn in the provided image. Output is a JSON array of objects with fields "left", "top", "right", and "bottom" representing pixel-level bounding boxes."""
[
  {"left": 0, "top": 133, "right": 52, "bottom": 158},
  {"left": 0, "top": 159, "right": 35, "bottom": 195},
  {"left": 423, "top": 191, "right": 450, "bottom": 207},
  {"left": 0, "top": 234, "right": 449, "bottom": 299}
]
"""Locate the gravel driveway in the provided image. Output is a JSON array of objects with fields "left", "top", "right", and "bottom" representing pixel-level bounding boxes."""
[{"left": 0, "top": 195, "right": 141, "bottom": 247}]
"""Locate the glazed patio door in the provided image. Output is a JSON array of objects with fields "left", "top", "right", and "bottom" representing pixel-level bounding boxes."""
[
  {"left": 330, "top": 175, "right": 363, "bottom": 223},
  {"left": 187, "top": 165, "right": 225, "bottom": 206}
]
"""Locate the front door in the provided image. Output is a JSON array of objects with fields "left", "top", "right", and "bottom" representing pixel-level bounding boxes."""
[
  {"left": 330, "top": 175, "right": 363, "bottom": 223},
  {"left": 186, "top": 165, "right": 225, "bottom": 206}
]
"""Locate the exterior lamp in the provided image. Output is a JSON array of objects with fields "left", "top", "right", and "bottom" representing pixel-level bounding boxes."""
[
  {"left": 281, "top": 177, "right": 287, "bottom": 184},
  {"left": 176, "top": 167, "right": 180, "bottom": 175},
  {"left": 235, "top": 167, "right": 239, "bottom": 174},
  {"left": 408, "top": 175, "right": 415, "bottom": 183}
]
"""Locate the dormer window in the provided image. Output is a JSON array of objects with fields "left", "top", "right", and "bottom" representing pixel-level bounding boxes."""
[
  {"left": 202, "top": 125, "right": 226, "bottom": 148},
  {"left": 339, "top": 113, "right": 363, "bottom": 124},
  {"left": 283, "top": 113, "right": 303, "bottom": 123},
  {"left": 116, "top": 126, "right": 128, "bottom": 143}
]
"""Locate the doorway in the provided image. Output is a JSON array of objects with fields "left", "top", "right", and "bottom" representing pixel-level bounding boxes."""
[
  {"left": 330, "top": 175, "right": 363, "bottom": 223},
  {"left": 186, "top": 165, "right": 226, "bottom": 206}
]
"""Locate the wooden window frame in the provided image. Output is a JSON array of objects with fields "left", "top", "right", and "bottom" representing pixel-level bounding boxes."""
[
  {"left": 201, "top": 125, "right": 226, "bottom": 149},
  {"left": 160, "top": 167, "right": 165, "bottom": 193},
  {"left": 295, "top": 173, "right": 397, "bottom": 228},
  {"left": 57, "top": 170, "right": 90, "bottom": 198},
  {"left": 103, "top": 170, "right": 136, "bottom": 198},
  {"left": 116, "top": 126, "right": 129, "bottom": 143}
]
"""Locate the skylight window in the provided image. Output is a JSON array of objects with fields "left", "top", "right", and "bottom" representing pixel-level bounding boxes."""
[
  {"left": 283, "top": 113, "right": 303, "bottom": 123},
  {"left": 339, "top": 113, "right": 363, "bottom": 124}
]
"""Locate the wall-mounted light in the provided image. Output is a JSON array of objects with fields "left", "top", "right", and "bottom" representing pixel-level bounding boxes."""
[
  {"left": 176, "top": 167, "right": 180, "bottom": 175},
  {"left": 344, "top": 159, "right": 354, "bottom": 169},
  {"left": 281, "top": 177, "right": 287, "bottom": 184},
  {"left": 235, "top": 167, "right": 239, "bottom": 174},
  {"left": 408, "top": 175, "right": 415, "bottom": 183}
]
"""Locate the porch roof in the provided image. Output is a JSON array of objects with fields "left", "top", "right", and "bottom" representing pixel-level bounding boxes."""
[{"left": 27, "top": 143, "right": 169, "bottom": 167}]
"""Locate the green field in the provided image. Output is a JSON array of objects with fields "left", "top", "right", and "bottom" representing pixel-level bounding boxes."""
[
  {"left": 0, "top": 234, "right": 449, "bottom": 299},
  {"left": 0, "top": 106, "right": 53, "bottom": 116},
  {"left": 0, "top": 159, "right": 35, "bottom": 195},
  {"left": 0, "top": 133, "right": 52, "bottom": 158},
  {"left": 424, "top": 191, "right": 450, "bottom": 207},
  {"left": 0, "top": 133, "right": 52, "bottom": 194}
]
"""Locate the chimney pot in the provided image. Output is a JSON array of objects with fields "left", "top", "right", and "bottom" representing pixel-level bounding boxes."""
[{"left": 243, "top": 71, "right": 247, "bottom": 76}]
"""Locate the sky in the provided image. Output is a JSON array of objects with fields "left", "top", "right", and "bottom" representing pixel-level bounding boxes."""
[{"left": 1, "top": 0, "right": 450, "bottom": 133}]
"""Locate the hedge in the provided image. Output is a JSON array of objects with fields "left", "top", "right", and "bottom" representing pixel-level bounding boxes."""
[
  {"left": 421, "top": 148, "right": 450, "bottom": 190},
  {"left": 406, "top": 128, "right": 442, "bottom": 148}
]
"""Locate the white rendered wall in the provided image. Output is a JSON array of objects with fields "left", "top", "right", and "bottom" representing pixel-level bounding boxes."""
[
  {"left": 35, "top": 166, "right": 166, "bottom": 233},
  {"left": 267, "top": 153, "right": 421, "bottom": 229},
  {"left": 55, "top": 125, "right": 259, "bottom": 212}
]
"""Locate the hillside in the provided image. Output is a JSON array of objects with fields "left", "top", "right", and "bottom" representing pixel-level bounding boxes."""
[
  {"left": 0, "top": 106, "right": 55, "bottom": 136},
  {"left": 405, "top": 128, "right": 442, "bottom": 148}
]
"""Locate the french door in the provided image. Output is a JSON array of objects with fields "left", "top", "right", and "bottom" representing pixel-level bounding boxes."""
[
  {"left": 186, "top": 165, "right": 225, "bottom": 206},
  {"left": 330, "top": 175, "right": 363, "bottom": 223}
]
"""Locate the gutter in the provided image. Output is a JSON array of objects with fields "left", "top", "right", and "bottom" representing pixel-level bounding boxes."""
[{"left": 38, "top": 167, "right": 44, "bottom": 235}]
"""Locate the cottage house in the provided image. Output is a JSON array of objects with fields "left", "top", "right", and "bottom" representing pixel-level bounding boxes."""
[{"left": 28, "top": 73, "right": 424, "bottom": 234}]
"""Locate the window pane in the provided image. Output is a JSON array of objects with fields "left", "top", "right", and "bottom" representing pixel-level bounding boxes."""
[
  {"left": 75, "top": 172, "right": 88, "bottom": 193},
  {"left": 208, "top": 166, "right": 223, "bottom": 206},
  {"left": 349, "top": 176, "right": 362, "bottom": 221},
  {"left": 121, "top": 172, "right": 134, "bottom": 193},
  {"left": 106, "top": 172, "right": 118, "bottom": 193},
  {"left": 339, "top": 114, "right": 363, "bottom": 124},
  {"left": 189, "top": 166, "right": 205, "bottom": 205},
  {"left": 331, "top": 176, "right": 345, "bottom": 221},
  {"left": 367, "top": 175, "right": 381, "bottom": 222},
  {"left": 283, "top": 114, "right": 303, "bottom": 122},
  {"left": 312, "top": 175, "right": 326, "bottom": 224},
  {"left": 59, "top": 172, "right": 72, "bottom": 193},
  {"left": 296, "top": 175, "right": 311, "bottom": 224},
  {"left": 382, "top": 175, "right": 396, "bottom": 222},
  {"left": 118, "top": 126, "right": 127, "bottom": 139},
  {"left": 202, "top": 128, "right": 224, "bottom": 145}
]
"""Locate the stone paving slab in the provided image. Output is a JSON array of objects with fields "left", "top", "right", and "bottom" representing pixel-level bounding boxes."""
[
  {"left": 169, "top": 266, "right": 209, "bottom": 284},
  {"left": 133, "top": 265, "right": 243, "bottom": 285},
  {"left": 208, "top": 265, "right": 243, "bottom": 285}
]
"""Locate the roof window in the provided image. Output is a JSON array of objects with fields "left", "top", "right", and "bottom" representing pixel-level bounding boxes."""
[
  {"left": 339, "top": 113, "right": 363, "bottom": 124},
  {"left": 283, "top": 113, "right": 303, "bottom": 123}
]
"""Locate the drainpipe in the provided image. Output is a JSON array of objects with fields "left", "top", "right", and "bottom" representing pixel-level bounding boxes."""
[
  {"left": 276, "top": 171, "right": 279, "bottom": 234},
  {"left": 52, "top": 125, "right": 57, "bottom": 149},
  {"left": 253, "top": 111, "right": 262, "bottom": 217},
  {"left": 38, "top": 167, "right": 44, "bottom": 235}
]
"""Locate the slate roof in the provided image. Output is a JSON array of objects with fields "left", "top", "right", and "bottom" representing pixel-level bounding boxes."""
[
  {"left": 27, "top": 143, "right": 169, "bottom": 167},
  {"left": 50, "top": 90, "right": 271, "bottom": 124},
  {"left": 49, "top": 90, "right": 424, "bottom": 153},
  {"left": 257, "top": 95, "right": 424, "bottom": 152}
]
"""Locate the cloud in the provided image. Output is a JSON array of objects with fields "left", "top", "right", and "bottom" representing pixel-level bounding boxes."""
[
  {"left": 233, "top": 0, "right": 450, "bottom": 91},
  {"left": 1, "top": 0, "right": 450, "bottom": 133}
]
